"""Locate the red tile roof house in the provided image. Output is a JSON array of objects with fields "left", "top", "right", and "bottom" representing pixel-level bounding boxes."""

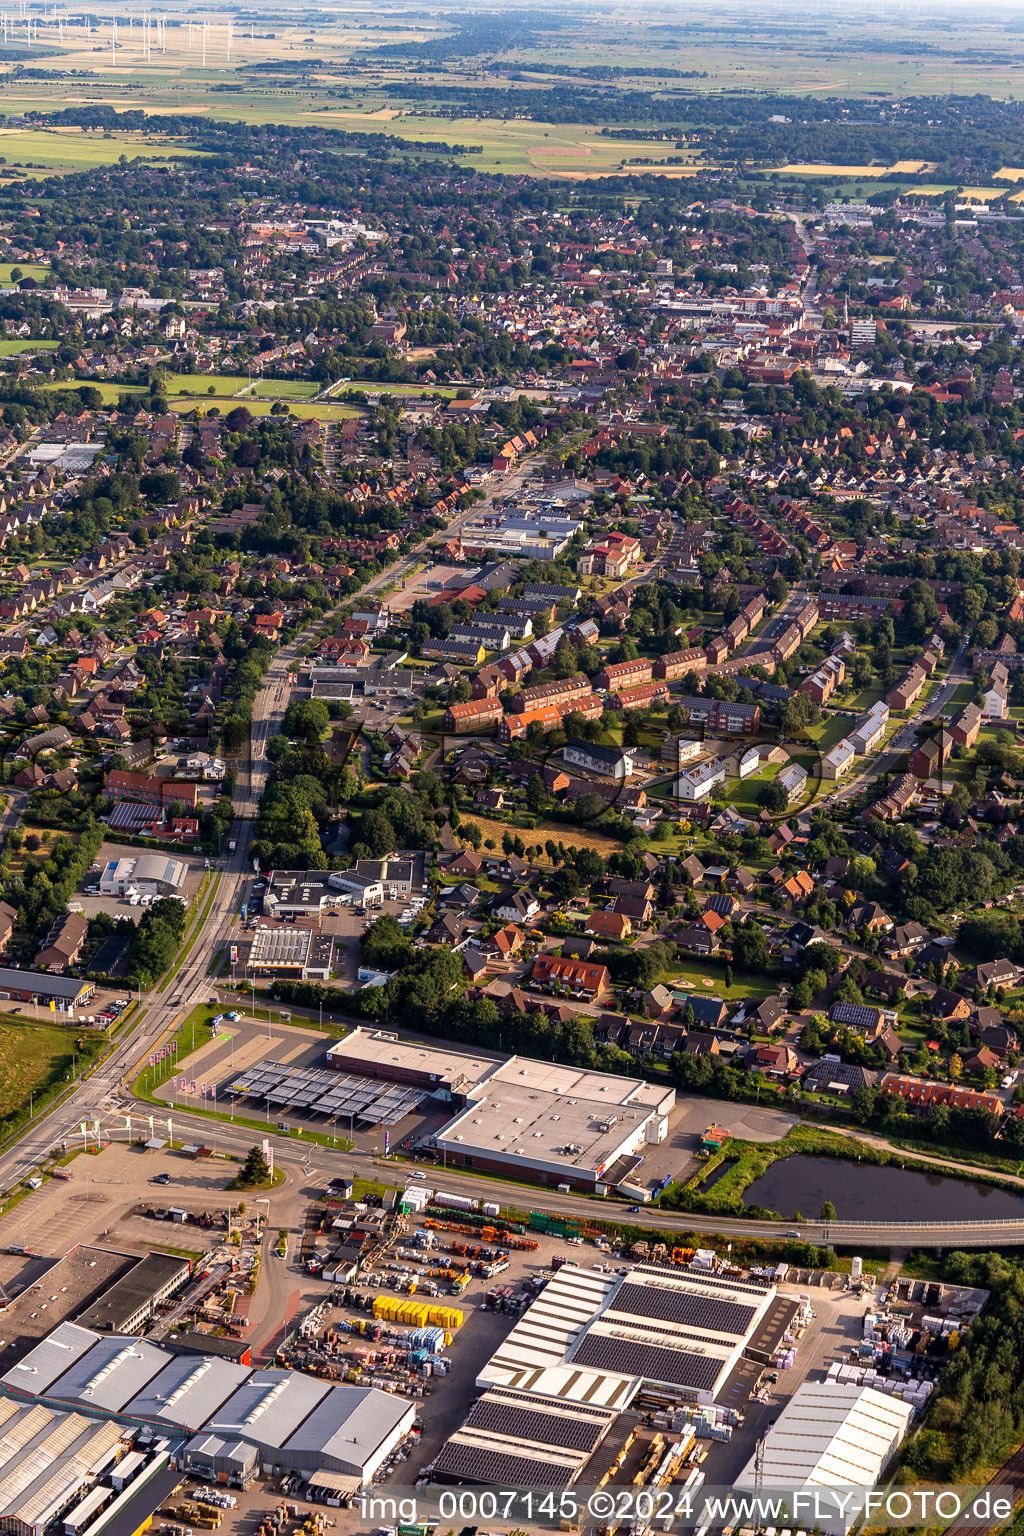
[
  {"left": 747, "top": 1042, "right": 801, "bottom": 1079},
  {"left": 531, "top": 954, "right": 611, "bottom": 1001},
  {"left": 585, "top": 909, "right": 632, "bottom": 942}
]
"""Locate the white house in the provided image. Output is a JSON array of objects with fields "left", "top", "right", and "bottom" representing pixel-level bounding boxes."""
[
  {"left": 563, "top": 740, "right": 633, "bottom": 780},
  {"left": 678, "top": 760, "right": 727, "bottom": 802},
  {"left": 778, "top": 762, "right": 808, "bottom": 798},
  {"left": 822, "top": 739, "right": 855, "bottom": 780}
]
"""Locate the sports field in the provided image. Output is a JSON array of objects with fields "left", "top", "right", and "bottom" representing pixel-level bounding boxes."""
[{"left": 40, "top": 378, "right": 358, "bottom": 420}]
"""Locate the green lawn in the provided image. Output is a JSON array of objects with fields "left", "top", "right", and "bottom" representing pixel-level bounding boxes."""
[
  {"left": 0, "top": 339, "right": 57, "bottom": 355},
  {"left": 804, "top": 713, "right": 856, "bottom": 753},
  {"left": 165, "top": 372, "right": 250, "bottom": 397},
  {"left": 0, "top": 126, "right": 203, "bottom": 173},
  {"left": 669, "top": 960, "right": 765, "bottom": 1001},
  {"left": 0, "top": 264, "right": 50, "bottom": 284},
  {"left": 251, "top": 379, "right": 320, "bottom": 400},
  {"left": 723, "top": 762, "right": 780, "bottom": 812},
  {"left": 41, "top": 380, "right": 145, "bottom": 403}
]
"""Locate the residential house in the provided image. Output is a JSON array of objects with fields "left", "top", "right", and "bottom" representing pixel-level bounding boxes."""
[{"left": 530, "top": 954, "right": 610, "bottom": 1000}]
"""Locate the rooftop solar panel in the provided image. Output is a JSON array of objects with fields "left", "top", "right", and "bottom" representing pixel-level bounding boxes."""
[
  {"left": 432, "top": 1444, "right": 576, "bottom": 1489},
  {"left": 610, "top": 1282, "right": 756, "bottom": 1338},
  {"left": 571, "top": 1333, "right": 721, "bottom": 1391},
  {"left": 466, "top": 1401, "right": 605, "bottom": 1455}
]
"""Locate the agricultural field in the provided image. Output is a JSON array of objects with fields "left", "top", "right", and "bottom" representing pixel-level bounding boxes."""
[
  {"left": 0, "top": 124, "right": 202, "bottom": 174},
  {"left": 461, "top": 812, "right": 626, "bottom": 861}
]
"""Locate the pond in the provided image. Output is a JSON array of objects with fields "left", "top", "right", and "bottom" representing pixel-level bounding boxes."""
[
  {"left": 745, "top": 1154, "right": 1024, "bottom": 1223},
  {"left": 701, "top": 1158, "right": 738, "bottom": 1191}
]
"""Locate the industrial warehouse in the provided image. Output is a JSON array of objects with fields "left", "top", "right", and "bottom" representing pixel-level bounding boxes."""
[
  {"left": 318, "top": 1031, "right": 675, "bottom": 1192},
  {"left": 475, "top": 1261, "right": 789, "bottom": 1409},
  {"left": 2, "top": 1322, "right": 416, "bottom": 1489},
  {"left": 0, "top": 1399, "right": 153, "bottom": 1536}
]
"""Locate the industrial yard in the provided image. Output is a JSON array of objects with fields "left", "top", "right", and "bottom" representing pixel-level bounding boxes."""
[{"left": 0, "top": 1120, "right": 990, "bottom": 1536}]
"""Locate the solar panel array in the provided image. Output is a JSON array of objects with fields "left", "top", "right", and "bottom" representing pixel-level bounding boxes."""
[
  {"left": 227, "top": 1059, "right": 428, "bottom": 1127},
  {"left": 466, "top": 1400, "right": 605, "bottom": 1455},
  {"left": 611, "top": 1282, "right": 756, "bottom": 1338},
  {"left": 431, "top": 1443, "right": 576, "bottom": 1489},
  {"left": 571, "top": 1334, "right": 721, "bottom": 1392}
]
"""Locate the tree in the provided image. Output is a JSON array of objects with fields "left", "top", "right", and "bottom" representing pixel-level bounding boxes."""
[
  {"left": 759, "top": 779, "right": 789, "bottom": 814},
  {"left": 732, "top": 921, "right": 768, "bottom": 971},
  {"left": 239, "top": 1145, "right": 271, "bottom": 1186},
  {"left": 820, "top": 1200, "right": 837, "bottom": 1222}
]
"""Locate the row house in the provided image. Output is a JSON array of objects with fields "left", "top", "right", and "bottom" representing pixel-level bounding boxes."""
[
  {"left": 499, "top": 692, "right": 602, "bottom": 741},
  {"left": 510, "top": 673, "right": 593, "bottom": 714},
  {"left": 595, "top": 657, "right": 652, "bottom": 691},
  {"left": 654, "top": 648, "right": 707, "bottom": 680},
  {"left": 612, "top": 680, "right": 669, "bottom": 711},
  {"left": 886, "top": 664, "right": 927, "bottom": 712},
  {"left": 442, "top": 698, "right": 504, "bottom": 734}
]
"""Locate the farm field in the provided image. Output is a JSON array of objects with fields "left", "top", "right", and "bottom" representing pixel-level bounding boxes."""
[
  {"left": 0, "top": 125, "right": 202, "bottom": 173},
  {"left": 461, "top": 812, "right": 626, "bottom": 861}
]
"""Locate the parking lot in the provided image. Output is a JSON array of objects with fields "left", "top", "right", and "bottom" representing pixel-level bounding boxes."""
[
  {"left": 0, "top": 1139, "right": 249, "bottom": 1256},
  {"left": 73, "top": 841, "right": 209, "bottom": 925}
]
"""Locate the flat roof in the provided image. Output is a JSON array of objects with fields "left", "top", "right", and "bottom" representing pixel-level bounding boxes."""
[
  {"left": 436, "top": 1060, "right": 674, "bottom": 1176},
  {"left": 436, "top": 1082, "right": 658, "bottom": 1178},
  {"left": 76, "top": 1254, "right": 189, "bottom": 1333},
  {"left": 249, "top": 927, "right": 312, "bottom": 968},
  {"left": 0, "top": 1248, "right": 134, "bottom": 1362},
  {"left": 327, "top": 1029, "right": 498, "bottom": 1091}
]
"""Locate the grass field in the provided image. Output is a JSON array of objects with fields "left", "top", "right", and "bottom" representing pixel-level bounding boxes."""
[
  {"left": 0, "top": 265, "right": 50, "bottom": 285},
  {"left": 39, "top": 377, "right": 358, "bottom": 420},
  {"left": 670, "top": 960, "right": 766, "bottom": 1002},
  {"left": 0, "top": 339, "right": 58, "bottom": 355},
  {"left": 0, "top": 1021, "right": 89, "bottom": 1125},
  {"left": 0, "top": 125, "right": 202, "bottom": 173}
]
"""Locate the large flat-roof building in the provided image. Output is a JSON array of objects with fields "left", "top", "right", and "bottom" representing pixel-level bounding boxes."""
[
  {"left": 477, "top": 1262, "right": 778, "bottom": 1409},
  {"left": 247, "top": 927, "right": 335, "bottom": 982},
  {"left": 74, "top": 1254, "right": 190, "bottom": 1336},
  {"left": 325, "top": 1030, "right": 675, "bottom": 1193}
]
